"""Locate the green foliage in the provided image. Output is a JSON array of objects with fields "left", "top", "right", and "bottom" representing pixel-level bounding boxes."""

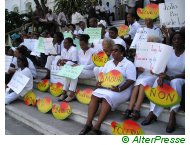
[{"left": 54, "top": 0, "right": 91, "bottom": 20}]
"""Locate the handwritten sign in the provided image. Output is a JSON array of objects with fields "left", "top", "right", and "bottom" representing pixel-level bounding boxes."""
[
  {"left": 49, "top": 82, "right": 63, "bottom": 97},
  {"left": 76, "top": 88, "right": 93, "bottom": 105},
  {"left": 23, "top": 91, "right": 36, "bottom": 106},
  {"left": 73, "top": 38, "right": 81, "bottom": 50},
  {"left": 130, "top": 27, "right": 161, "bottom": 49},
  {"left": 50, "top": 65, "right": 65, "bottom": 84},
  {"left": 36, "top": 79, "right": 50, "bottom": 92},
  {"left": 56, "top": 65, "right": 84, "bottom": 79},
  {"left": 98, "top": 70, "right": 124, "bottom": 88},
  {"left": 63, "top": 31, "right": 73, "bottom": 39},
  {"left": 5, "top": 55, "right": 13, "bottom": 72},
  {"left": 84, "top": 28, "right": 102, "bottom": 43},
  {"left": 159, "top": 0, "right": 185, "bottom": 28},
  {"left": 24, "top": 39, "right": 38, "bottom": 51},
  {"left": 37, "top": 97, "right": 52, "bottom": 113},
  {"left": 7, "top": 71, "right": 30, "bottom": 94},
  {"left": 92, "top": 51, "right": 108, "bottom": 67},
  {"left": 37, "top": 37, "right": 45, "bottom": 53},
  {"left": 43, "top": 38, "right": 56, "bottom": 55},
  {"left": 134, "top": 42, "right": 173, "bottom": 74},
  {"left": 111, "top": 120, "right": 144, "bottom": 135},
  {"left": 118, "top": 25, "right": 130, "bottom": 37},
  {"left": 137, "top": 4, "right": 159, "bottom": 19},
  {"left": 144, "top": 84, "right": 181, "bottom": 108},
  {"left": 52, "top": 102, "right": 72, "bottom": 120}
]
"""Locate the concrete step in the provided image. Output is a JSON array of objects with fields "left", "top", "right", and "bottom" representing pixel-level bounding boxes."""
[{"left": 7, "top": 89, "right": 184, "bottom": 135}]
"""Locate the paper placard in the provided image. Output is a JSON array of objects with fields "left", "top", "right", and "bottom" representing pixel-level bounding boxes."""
[
  {"left": 92, "top": 51, "right": 108, "bottom": 67},
  {"left": 98, "top": 70, "right": 124, "bottom": 88},
  {"left": 130, "top": 27, "right": 160, "bottom": 49},
  {"left": 24, "top": 39, "right": 38, "bottom": 51},
  {"left": 56, "top": 65, "right": 84, "bottom": 79},
  {"left": 37, "top": 97, "right": 52, "bottom": 113},
  {"left": 76, "top": 88, "right": 93, "bottom": 105},
  {"left": 134, "top": 42, "right": 173, "bottom": 74},
  {"left": 23, "top": 91, "right": 36, "bottom": 106},
  {"left": 159, "top": 0, "right": 185, "bottom": 28},
  {"left": 118, "top": 25, "right": 130, "bottom": 37},
  {"left": 63, "top": 31, "right": 73, "bottom": 39},
  {"left": 43, "top": 38, "right": 56, "bottom": 55},
  {"left": 37, "top": 37, "right": 45, "bottom": 53},
  {"left": 137, "top": 4, "right": 159, "bottom": 19},
  {"left": 7, "top": 71, "right": 30, "bottom": 94},
  {"left": 49, "top": 82, "right": 63, "bottom": 97},
  {"left": 84, "top": 28, "right": 102, "bottom": 43},
  {"left": 73, "top": 38, "right": 81, "bottom": 50},
  {"left": 111, "top": 120, "right": 144, "bottom": 135},
  {"left": 5, "top": 55, "right": 13, "bottom": 72},
  {"left": 36, "top": 79, "right": 50, "bottom": 92},
  {"left": 144, "top": 84, "right": 181, "bottom": 107}
]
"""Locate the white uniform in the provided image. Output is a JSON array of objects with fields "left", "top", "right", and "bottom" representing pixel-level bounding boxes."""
[
  {"left": 112, "top": 37, "right": 127, "bottom": 50},
  {"left": 150, "top": 50, "right": 185, "bottom": 117},
  {"left": 63, "top": 48, "right": 96, "bottom": 92},
  {"left": 128, "top": 21, "right": 141, "bottom": 40},
  {"left": 93, "top": 58, "right": 136, "bottom": 110},
  {"left": 12, "top": 57, "right": 37, "bottom": 78},
  {"left": 5, "top": 67, "right": 33, "bottom": 104}
]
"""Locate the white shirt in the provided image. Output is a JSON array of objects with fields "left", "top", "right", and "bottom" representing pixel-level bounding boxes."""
[
  {"left": 46, "top": 13, "right": 57, "bottom": 22},
  {"left": 57, "top": 12, "right": 67, "bottom": 25},
  {"left": 54, "top": 40, "right": 64, "bottom": 55},
  {"left": 100, "top": 5, "right": 106, "bottom": 12},
  {"left": 112, "top": 37, "right": 127, "bottom": 50},
  {"left": 12, "top": 57, "right": 37, "bottom": 78},
  {"left": 128, "top": 21, "right": 141, "bottom": 39},
  {"left": 17, "top": 67, "right": 33, "bottom": 96},
  {"left": 101, "top": 57, "right": 136, "bottom": 81},
  {"left": 166, "top": 50, "right": 185, "bottom": 76},
  {"left": 78, "top": 48, "right": 96, "bottom": 70},
  {"left": 61, "top": 46, "right": 78, "bottom": 65},
  {"left": 78, "top": 28, "right": 85, "bottom": 34},
  {"left": 126, "top": 0, "right": 136, "bottom": 7}
]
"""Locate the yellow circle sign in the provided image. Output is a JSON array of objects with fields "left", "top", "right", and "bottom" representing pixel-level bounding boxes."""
[
  {"left": 36, "top": 79, "right": 50, "bottom": 92},
  {"left": 37, "top": 97, "right": 52, "bottom": 113},
  {"left": 23, "top": 91, "right": 36, "bottom": 106},
  {"left": 118, "top": 25, "right": 130, "bottom": 37},
  {"left": 50, "top": 82, "right": 63, "bottom": 97},
  {"left": 76, "top": 88, "right": 93, "bottom": 105},
  {"left": 92, "top": 51, "right": 109, "bottom": 67}
]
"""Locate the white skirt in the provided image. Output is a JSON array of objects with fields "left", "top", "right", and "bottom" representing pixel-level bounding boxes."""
[{"left": 92, "top": 85, "right": 133, "bottom": 111}]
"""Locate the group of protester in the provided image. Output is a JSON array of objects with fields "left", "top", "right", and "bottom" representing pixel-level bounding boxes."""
[{"left": 5, "top": 0, "right": 185, "bottom": 135}]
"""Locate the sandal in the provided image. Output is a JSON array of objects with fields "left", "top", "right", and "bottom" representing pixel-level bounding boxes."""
[
  {"left": 131, "top": 110, "right": 140, "bottom": 120},
  {"left": 87, "top": 128, "right": 102, "bottom": 135},
  {"left": 64, "top": 96, "right": 76, "bottom": 102},
  {"left": 58, "top": 94, "right": 67, "bottom": 102},
  {"left": 79, "top": 125, "right": 93, "bottom": 135},
  {"left": 122, "top": 109, "right": 132, "bottom": 119}
]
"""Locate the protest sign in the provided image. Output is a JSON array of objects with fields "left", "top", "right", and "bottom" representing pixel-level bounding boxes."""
[
  {"left": 43, "top": 38, "right": 56, "bottom": 54},
  {"left": 37, "top": 97, "right": 52, "bottom": 113},
  {"left": 49, "top": 82, "right": 63, "bottom": 97},
  {"left": 24, "top": 39, "right": 38, "bottom": 51},
  {"left": 118, "top": 25, "right": 130, "bottom": 37},
  {"left": 159, "top": 0, "right": 185, "bottom": 28},
  {"left": 134, "top": 42, "right": 173, "bottom": 74},
  {"left": 130, "top": 27, "right": 160, "bottom": 49},
  {"left": 92, "top": 51, "right": 108, "bottom": 67},
  {"left": 56, "top": 65, "right": 84, "bottom": 79},
  {"left": 63, "top": 31, "right": 73, "bottom": 39},
  {"left": 37, "top": 37, "right": 45, "bottom": 53},
  {"left": 144, "top": 84, "right": 181, "bottom": 107},
  {"left": 50, "top": 65, "right": 65, "bottom": 84},
  {"left": 76, "top": 88, "right": 93, "bottom": 105},
  {"left": 36, "top": 79, "right": 50, "bottom": 92},
  {"left": 7, "top": 71, "right": 30, "bottom": 94},
  {"left": 73, "top": 38, "right": 81, "bottom": 50},
  {"left": 23, "top": 91, "right": 36, "bottom": 106},
  {"left": 5, "top": 55, "right": 13, "bottom": 72},
  {"left": 84, "top": 28, "right": 102, "bottom": 43},
  {"left": 98, "top": 70, "right": 124, "bottom": 88}
]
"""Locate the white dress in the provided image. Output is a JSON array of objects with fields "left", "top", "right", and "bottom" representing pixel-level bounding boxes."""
[{"left": 93, "top": 58, "right": 136, "bottom": 110}]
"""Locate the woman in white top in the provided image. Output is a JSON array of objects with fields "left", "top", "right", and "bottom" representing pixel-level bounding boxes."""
[
  {"left": 5, "top": 56, "right": 33, "bottom": 104},
  {"left": 58, "top": 34, "right": 96, "bottom": 102},
  {"left": 79, "top": 44, "right": 136, "bottom": 135},
  {"left": 141, "top": 32, "right": 185, "bottom": 133}
]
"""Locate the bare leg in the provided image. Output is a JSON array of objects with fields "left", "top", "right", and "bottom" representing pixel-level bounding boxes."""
[
  {"left": 128, "top": 86, "right": 139, "bottom": 110},
  {"left": 85, "top": 95, "right": 101, "bottom": 126},
  {"left": 93, "top": 98, "right": 111, "bottom": 130},
  {"left": 134, "top": 85, "right": 145, "bottom": 111}
]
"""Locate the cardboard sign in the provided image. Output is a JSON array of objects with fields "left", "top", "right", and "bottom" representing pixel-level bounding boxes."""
[
  {"left": 92, "top": 51, "right": 108, "bottom": 67},
  {"left": 49, "top": 82, "right": 63, "bottom": 97},
  {"left": 118, "top": 25, "right": 130, "bottom": 37},
  {"left": 134, "top": 42, "right": 173, "bottom": 74},
  {"left": 56, "top": 65, "right": 84, "bottom": 79},
  {"left": 36, "top": 79, "right": 50, "bottom": 92},
  {"left": 37, "top": 97, "right": 53, "bottom": 113},
  {"left": 37, "top": 37, "right": 45, "bottom": 53},
  {"left": 73, "top": 38, "right": 81, "bottom": 50},
  {"left": 130, "top": 27, "right": 161, "bottom": 49},
  {"left": 98, "top": 70, "right": 124, "bottom": 88},
  {"left": 50, "top": 65, "right": 65, "bottom": 84},
  {"left": 144, "top": 84, "right": 181, "bottom": 108},
  {"left": 5, "top": 55, "right": 13, "bottom": 72},
  {"left": 111, "top": 120, "right": 144, "bottom": 135},
  {"left": 24, "top": 39, "right": 38, "bottom": 51},
  {"left": 137, "top": 4, "right": 159, "bottom": 19},
  {"left": 84, "top": 28, "right": 102, "bottom": 43},
  {"left": 159, "top": 0, "right": 185, "bottom": 28},
  {"left": 23, "top": 91, "right": 36, "bottom": 106},
  {"left": 63, "top": 31, "right": 73, "bottom": 39},
  {"left": 52, "top": 102, "right": 72, "bottom": 120},
  {"left": 7, "top": 71, "right": 30, "bottom": 94},
  {"left": 43, "top": 38, "right": 56, "bottom": 55},
  {"left": 76, "top": 88, "right": 93, "bottom": 105}
]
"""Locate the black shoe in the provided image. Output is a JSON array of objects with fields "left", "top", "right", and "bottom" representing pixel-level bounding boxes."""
[
  {"left": 87, "top": 128, "right": 102, "bottom": 135},
  {"left": 122, "top": 109, "right": 132, "bottom": 119},
  {"left": 79, "top": 125, "right": 93, "bottom": 135},
  {"left": 166, "top": 111, "right": 176, "bottom": 133},
  {"left": 141, "top": 112, "right": 157, "bottom": 126},
  {"left": 131, "top": 110, "right": 140, "bottom": 120}
]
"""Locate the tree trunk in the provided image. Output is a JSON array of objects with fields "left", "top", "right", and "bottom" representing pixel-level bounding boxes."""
[{"left": 41, "top": 0, "right": 48, "bottom": 14}]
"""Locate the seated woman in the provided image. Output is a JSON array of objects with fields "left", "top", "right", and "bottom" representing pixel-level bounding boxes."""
[
  {"left": 79, "top": 44, "right": 136, "bottom": 135},
  {"left": 93, "top": 38, "right": 114, "bottom": 80},
  {"left": 5, "top": 56, "right": 33, "bottom": 104},
  {"left": 123, "top": 36, "right": 162, "bottom": 120},
  {"left": 58, "top": 34, "right": 96, "bottom": 102},
  {"left": 141, "top": 32, "right": 185, "bottom": 133}
]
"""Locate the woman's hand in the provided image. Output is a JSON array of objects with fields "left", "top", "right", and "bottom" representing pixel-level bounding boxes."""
[
  {"left": 137, "top": 67, "right": 145, "bottom": 73},
  {"left": 96, "top": 82, "right": 102, "bottom": 88},
  {"left": 111, "top": 86, "right": 120, "bottom": 92},
  {"left": 57, "top": 59, "right": 65, "bottom": 66},
  {"left": 157, "top": 78, "right": 163, "bottom": 87}
]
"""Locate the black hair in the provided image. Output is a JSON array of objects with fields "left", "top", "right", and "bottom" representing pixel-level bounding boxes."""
[
  {"left": 17, "top": 56, "right": 29, "bottom": 68},
  {"left": 79, "top": 34, "right": 90, "bottom": 44},
  {"left": 171, "top": 31, "right": 185, "bottom": 45},
  {"left": 65, "top": 37, "right": 76, "bottom": 47},
  {"left": 55, "top": 32, "right": 64, "bottom": 41},
  {"left": 109, "top": 27, "right": 118, "bottom": 33},
  {"left": 89, "top": 17, "right": 98, "bottom": 23},
  {"left": 115, "top": 44, "right": 126, "bottom": 57},
  {"left": 79, "top": 21, "right": 85, "bottom": 25},
  {"left": 16, "top": 45, "right": 30, "bottom": 57},
  {"left": 67, "top": 23, "right": 76, "bottom": 30},
  {"left": 127, "top": 12, "right": 136, "bottom": 18}
]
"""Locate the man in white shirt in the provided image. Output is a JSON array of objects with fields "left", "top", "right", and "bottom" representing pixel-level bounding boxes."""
[
  {"left": 57, "top": 12, "right": 67, "bottom": 32},
  {"left": 125, "top": 0, "right": 136, "bottom": 13},
  {"left": 45, "top": 9, "right": 57, "bottom": 34}
]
